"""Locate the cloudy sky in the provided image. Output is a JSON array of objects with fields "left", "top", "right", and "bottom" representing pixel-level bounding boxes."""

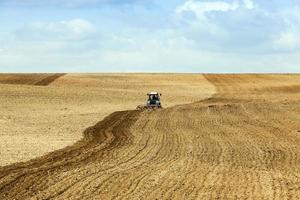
[{"left": 0, "top": 0, "right": 300, "bottom": 72}]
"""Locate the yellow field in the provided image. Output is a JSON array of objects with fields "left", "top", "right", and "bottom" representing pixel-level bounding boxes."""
[
  {"left": 0, "top": 73, "right": 214, "bottom": 166},
  {"left": 1, "top": 74, "right": 300, "bottom": 199}
]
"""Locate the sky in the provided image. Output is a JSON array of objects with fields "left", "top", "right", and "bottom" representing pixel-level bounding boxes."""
[{"left": 0, "top": 0, "right": 300, "bottom": 72}]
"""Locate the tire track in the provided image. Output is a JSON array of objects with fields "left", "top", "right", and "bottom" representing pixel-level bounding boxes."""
[
  {"left": 1, "top": 74, "right": 300, "bottom": 199},
  {"left": 0, "top": 73, "right": 65, "bottom": 86}
]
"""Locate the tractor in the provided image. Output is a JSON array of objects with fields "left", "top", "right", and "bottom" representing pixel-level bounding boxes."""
[{"left": 137, "top": 92, "right": 162, "bottom": 110}]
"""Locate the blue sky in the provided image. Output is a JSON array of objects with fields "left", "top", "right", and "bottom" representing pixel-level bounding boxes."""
[{"left": 0, "top": 0, "right": 300, "bottom": 72}]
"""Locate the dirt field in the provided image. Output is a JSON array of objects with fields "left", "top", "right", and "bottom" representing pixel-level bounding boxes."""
[
  {"left": 1, "top": 74, "right": 300, "bottom": 199},
  {"left": 0, "top": 74, "right": 65, "bottom": 86},
  {"left": 0, "top": 73, "right": 214, "bottom": 166}
]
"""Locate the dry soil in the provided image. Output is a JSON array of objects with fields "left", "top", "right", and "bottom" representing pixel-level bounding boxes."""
[
  {"left": 0, "top": 74, "right": 300, "bottom": 200},
  {"left": 0, "top": 73, "right": 214, "bottom": 166}
]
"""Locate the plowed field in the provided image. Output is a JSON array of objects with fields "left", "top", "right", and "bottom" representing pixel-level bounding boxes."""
[
  {"left": 0, "top": 74, "right": 214, "bottom": 165},
  {"left": 1, "top": 74, "right": 300, "bottom": 199},
  {"left": 0, "top": 74, "right": 65, "bottom": 86}
]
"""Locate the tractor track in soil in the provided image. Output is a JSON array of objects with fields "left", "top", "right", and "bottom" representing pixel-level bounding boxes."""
[
  {"left": 0, "top": 73, "right": 65, "bottom": 86},
  {"left": 1, "top": 74, "right": 300, "bottom": 199}
]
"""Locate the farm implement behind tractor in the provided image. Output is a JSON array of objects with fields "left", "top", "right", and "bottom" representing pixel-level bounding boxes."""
[{"left": 136, "top": 92, "right": 162, "bottom": 110}]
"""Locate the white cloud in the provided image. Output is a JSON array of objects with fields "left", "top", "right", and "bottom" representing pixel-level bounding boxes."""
[
  {"left": 65, "top": 19, "right": 94, "bottom": 35},
  {"left": 1, "top": 0, "right": 137, "bottom": 7},
  {"left": 243, "top": 0, "right": 254, "bottom": 10},
  {"left": 175, "top": 0, "right": 243, "bottom": 40},
  {"left": 176, "top": 0, "right": 240, "bottom": 19},
  {"left": 15, "top": 18, "right": 95, "bottom": 41},
  {"left": 273, "top": 30, "right": 300, "bottom": 50},
  {"left": 176, "top": 0, "right": 256, "bottom": 20},
  {"left": 272, "top": 7, "right": 300, "bottom": 51}
]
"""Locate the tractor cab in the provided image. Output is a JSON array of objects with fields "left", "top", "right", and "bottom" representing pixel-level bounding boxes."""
[{"left": 147, "top": 92, "right": 162, "bottom": 108}]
